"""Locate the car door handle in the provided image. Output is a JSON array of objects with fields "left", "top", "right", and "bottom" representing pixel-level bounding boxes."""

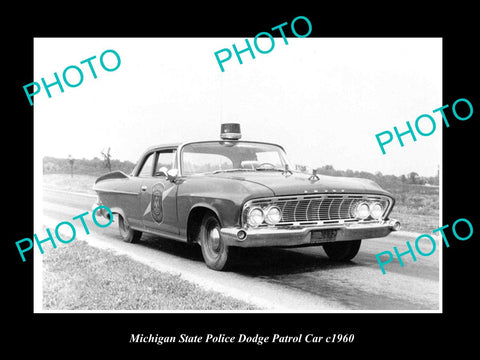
[{"left": 141, "top": 185, "right": 147, "bottom": 191}]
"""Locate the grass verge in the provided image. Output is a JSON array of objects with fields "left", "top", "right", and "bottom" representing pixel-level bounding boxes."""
[
  {"left": 389, "top": 206, "right": 440, "bottom": 234},
  {"left": 42, "top": 240, "right": 258, "bottom": 310}
]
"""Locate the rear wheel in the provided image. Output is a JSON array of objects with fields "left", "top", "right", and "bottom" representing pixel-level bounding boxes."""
[
  {"left": 323, "top": 240, "right": 361, "bottom": 261},
  {"left": 118, "top": 215, "right": 142, "bottom": 243},
  {"left": 199, "top": 213, "right": 232, "bottom": 271}
]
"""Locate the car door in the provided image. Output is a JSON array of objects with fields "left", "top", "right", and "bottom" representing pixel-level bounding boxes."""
[{"left": 138, "top": 149, "right": 179, "bottom": 235}]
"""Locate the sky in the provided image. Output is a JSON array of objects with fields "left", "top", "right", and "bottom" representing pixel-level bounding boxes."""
[{"left": 34, "top": 37, "right": 442, "bottom": 177}]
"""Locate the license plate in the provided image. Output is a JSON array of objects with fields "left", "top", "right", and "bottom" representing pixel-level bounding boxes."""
[{"left": 311, "top": 229, "right": 338, "bottom": 243}]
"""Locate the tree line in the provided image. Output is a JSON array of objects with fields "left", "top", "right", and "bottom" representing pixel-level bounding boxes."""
[
  {"left": 43, "top": 156, "right": 136, "bottom": 176},
  {"left": 295, "top": 164, "right": 439, "bottom": 187},
  {"left": 43, "top": 156, "right": 439, "bottom": 187}
]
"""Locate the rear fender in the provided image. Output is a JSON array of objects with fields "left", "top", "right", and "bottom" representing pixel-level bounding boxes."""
[
  {"left": 109, "top": 206, "right": 126, "bottom": 222},
  {"left": 94, "top": 171, "right": 130, "bottom": 184},
  {"left": 92, "top": 198, "right": 126, "bottom": 225}
]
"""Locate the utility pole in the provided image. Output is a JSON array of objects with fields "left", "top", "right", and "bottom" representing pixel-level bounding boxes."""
[{"left": 68, "top": 154, "right": 75, "bottom": 178}]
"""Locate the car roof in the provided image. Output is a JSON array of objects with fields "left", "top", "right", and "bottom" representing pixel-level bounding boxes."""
[{"left": 146, "top": 140, "right": 285, "bottom": 151}]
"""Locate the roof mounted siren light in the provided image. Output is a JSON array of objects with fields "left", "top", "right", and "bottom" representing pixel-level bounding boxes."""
[{"left": 220, "top": 123, "right": 242, "bottom": 140}]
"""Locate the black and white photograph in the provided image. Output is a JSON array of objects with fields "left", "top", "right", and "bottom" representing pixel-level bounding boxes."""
[{"left": 33, "top": 37, "right": 442, "bottom": 312}]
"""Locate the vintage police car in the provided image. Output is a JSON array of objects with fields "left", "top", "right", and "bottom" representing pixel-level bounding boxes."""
[{"left": 93, "top": 124, "right": 400, "bottom": 270}]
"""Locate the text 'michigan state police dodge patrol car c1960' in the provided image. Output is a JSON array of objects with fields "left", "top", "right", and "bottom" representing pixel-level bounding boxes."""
[{"left": 92, "top": 124, "right": 400, "bottom": 270}]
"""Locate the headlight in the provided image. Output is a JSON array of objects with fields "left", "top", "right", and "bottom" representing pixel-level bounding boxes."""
[
  {"left": 370, "top": 202, "right": 383, "bottom": 219},
  {"left": 354, "top": 202, "right": 370, "bottom": 219},
  {"left": 247, "top": 207, "right": 264, "bottom": 227},
  {"left": 265, "top": 206, "right": 282, "bottom": 225}
]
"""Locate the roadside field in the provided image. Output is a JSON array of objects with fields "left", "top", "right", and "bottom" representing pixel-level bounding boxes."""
[
  {"left": 43, "top": 173, "right": 97, "bottom": 195},
  {"left": 382, "top": 182, "right": 440, "bottom": 233},
  {"left": 42, "top": 239, "right": 258, "bottom": 310}
]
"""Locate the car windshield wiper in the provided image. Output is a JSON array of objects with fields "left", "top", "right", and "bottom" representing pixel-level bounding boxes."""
[
  {"left": 255, "top": 164, "right": 294, "bottom": 177},
  {"left": 255, "top": 167, "right": 284, "bottom": 172},
  {"left": 211, "top": 168, "right": 255, "bottom": 174}
]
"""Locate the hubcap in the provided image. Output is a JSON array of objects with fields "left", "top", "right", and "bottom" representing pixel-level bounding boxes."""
[{"left": 208, "top": 227, "right": 221, "bottom": 253}]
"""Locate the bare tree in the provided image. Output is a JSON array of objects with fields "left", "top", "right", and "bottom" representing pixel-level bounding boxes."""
[{"left": 101, "top": 147, "right": 112, "bottom": 173}]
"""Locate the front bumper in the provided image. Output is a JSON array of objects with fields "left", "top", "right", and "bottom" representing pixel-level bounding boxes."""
[{"left": 220, "top": 219, "right": 400, "bottom": 248}]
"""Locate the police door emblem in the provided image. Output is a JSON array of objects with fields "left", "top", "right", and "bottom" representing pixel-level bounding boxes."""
[{"left": 151, "top": 183, "right": 165, "bottom": 223}]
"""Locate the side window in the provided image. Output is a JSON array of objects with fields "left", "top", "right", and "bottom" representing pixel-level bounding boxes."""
[
  {"left": 138, "top": 152, "right": 155, "bottom": 177},
  {"left": 154, "top": 150, "right": 176, "bottom": 176}
]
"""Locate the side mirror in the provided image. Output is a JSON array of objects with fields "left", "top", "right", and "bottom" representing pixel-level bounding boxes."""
[
  {"left": 166, "top": 168, "right": 179, "bottom": 182},
  {"left": 156, "top": 166, "right": 169, "bottom": 177}
]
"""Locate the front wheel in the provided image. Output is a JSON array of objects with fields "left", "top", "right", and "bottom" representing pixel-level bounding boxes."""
[
  {"left": 323, "top": 240, "right": 361, "bottom": 261},
  {"left": 199, "top": 213, "right": 232, "bottom": 271}
]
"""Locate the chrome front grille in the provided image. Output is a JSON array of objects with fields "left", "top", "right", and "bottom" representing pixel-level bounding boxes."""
[
  {"left": 280, "top": 196, "right": 356, "bottom": 222},
  {"left": 243, "top": 194, "right": 392, "bottom": 227}
]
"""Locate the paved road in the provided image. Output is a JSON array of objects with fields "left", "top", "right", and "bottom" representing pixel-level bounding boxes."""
[{"left": 41, "top": 188, "right": 440, "bottom": 311}]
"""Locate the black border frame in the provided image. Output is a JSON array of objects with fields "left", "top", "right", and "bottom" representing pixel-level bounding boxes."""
[{"left": 6, "top": 6, "right": 479, "bottom": 354}]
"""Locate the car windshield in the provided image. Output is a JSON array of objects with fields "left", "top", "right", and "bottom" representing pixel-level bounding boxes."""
[{"left": 181, "top": 141, "right": 293, "bottom": 175}]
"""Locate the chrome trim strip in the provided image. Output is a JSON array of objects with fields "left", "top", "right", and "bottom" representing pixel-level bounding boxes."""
[{"left": 95, "top": 189, "right": 139, "bottom": 196}]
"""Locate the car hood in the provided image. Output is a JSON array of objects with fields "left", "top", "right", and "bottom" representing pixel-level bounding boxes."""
[{"left": 206, "top": 171, "right": 390, "bottom": 197}]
